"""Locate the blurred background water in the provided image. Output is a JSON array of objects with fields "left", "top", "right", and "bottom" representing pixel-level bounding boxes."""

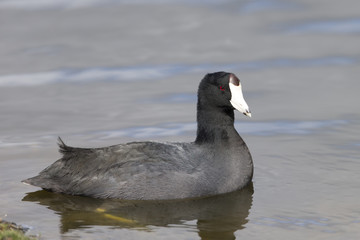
[{"left": 0, "top": 0, "right": 359, "bottom": 239}]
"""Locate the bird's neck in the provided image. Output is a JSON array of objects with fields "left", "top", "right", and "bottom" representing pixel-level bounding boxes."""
[{"left": 195, "top": 104, "right": 240, "bottom": 145}]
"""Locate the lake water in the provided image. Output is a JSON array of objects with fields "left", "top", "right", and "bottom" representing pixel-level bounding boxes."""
[{"left": 1, "top": 0, "right": 360, "bottom": 239}]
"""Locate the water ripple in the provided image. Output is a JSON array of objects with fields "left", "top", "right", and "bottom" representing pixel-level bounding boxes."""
[
  {"left": 94, "top": 120, "right": 347, "bottom": 139},
  {"left": 0, "top": 57, "right": 356, "bottom": 87},
  {"left": 0, "top": 120, "right": 347, "bottom": 148},
  {"left": 0, "top": 0, "right": 233, "bottom": 10},
  {"left": 240, "top": 0, "right": 299, "bottom": 13},
  {"left": 254, "top": 216, "right": 331, "bottom": 228},
  {"left": 286, "top": 19, "right": 360, "bottom": 34}
]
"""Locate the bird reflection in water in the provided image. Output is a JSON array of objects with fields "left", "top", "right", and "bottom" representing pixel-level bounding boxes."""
[{"left": 23, "top": 183, "right": 253, "bottom": 240}]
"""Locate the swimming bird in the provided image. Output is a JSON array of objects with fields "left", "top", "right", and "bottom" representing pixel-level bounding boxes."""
[{"left": 22, "top": 72, "right": 253, "bottom": 200}]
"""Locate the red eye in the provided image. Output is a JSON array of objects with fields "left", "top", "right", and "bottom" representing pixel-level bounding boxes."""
[{"left": 219, "top": 86, "right": 225, "bottom": 91}]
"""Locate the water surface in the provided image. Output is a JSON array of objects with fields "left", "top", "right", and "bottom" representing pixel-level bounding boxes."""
[{"left": 1, "top": 0, "right": 359, "bottom": 239}]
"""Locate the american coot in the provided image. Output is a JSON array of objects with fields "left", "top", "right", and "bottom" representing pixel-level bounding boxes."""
[{"left": 22, "top": 72, "right": 253, "bottom": 200}]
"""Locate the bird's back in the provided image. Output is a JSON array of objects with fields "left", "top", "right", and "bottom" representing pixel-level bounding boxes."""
[{"left": 23, "top": 139, "right": 209, "bottom": 199}]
